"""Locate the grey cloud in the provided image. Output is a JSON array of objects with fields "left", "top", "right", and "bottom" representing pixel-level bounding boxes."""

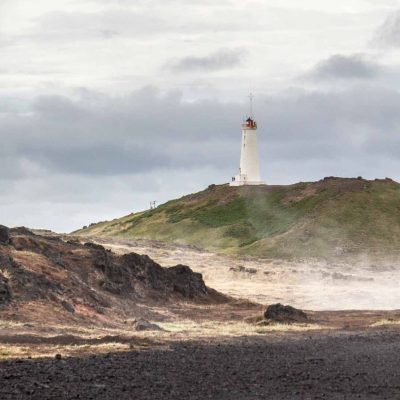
[
  {"left": 305, "top": 54, "right": 381, "bottom": 81},
  {"left": 258, "top": 86, "right": 400, "bottom": 193},
  {"left": 373, "top": 10, "right": 400, "bottom": 47},
  {"left": 0, "top": 88, "right": 241, "bottom": 178},
  {"left": 263, "top": 85, "right": 400, "bottom": 153},
  {"left": 3, "top": 84, "right": 400, "bottom": 232},
  {"left": 99, "top": 29, "right": 119, "bottom": 39},
  {"left": 2, "top": 85, "right": 400, "bottom": 180},
  {"left": 26, "top": 145, "right": 173, "bottom": 175},
  {"left": 168, "top": 49, "right": 244, "bottom": 72}
]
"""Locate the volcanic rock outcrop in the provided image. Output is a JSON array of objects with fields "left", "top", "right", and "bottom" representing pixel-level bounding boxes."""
[
  {"left": 0, "top": 273, "right": 11, "bottom": 306},
  {"left": 0, "top": 226, "right": 225, "bottom": 322},
  {"left": 264, "top": 303, "right": 308, "bottom": 323},
  {"left": 0, "top": 225, "right": 10, "bottom": 245}
]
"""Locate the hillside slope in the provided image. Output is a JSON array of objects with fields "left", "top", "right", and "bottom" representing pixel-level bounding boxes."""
[
  {"left": 0, "top": 226, "right": 225, "bottom": 325},
  {"left": 76, "top": 177, "right": 400, "bottom": 260}
]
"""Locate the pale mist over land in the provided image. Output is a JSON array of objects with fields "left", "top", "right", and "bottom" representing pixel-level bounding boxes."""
[{"left": 1, "top": 1, "right": 400, "bottom": 232}]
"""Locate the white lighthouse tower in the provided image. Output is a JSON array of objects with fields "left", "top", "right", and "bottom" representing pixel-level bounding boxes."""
[{"left": 230, "top": 95, "right": 265, "bottom": 186}]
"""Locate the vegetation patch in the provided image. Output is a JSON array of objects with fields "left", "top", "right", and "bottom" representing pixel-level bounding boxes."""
[{"left": 76, "top": 179, "right": 400, "bottom": 260}]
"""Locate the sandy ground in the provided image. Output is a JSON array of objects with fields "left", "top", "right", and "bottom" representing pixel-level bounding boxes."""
[{"left": 93, "top": 236, "right": 400, "bottom": 310}]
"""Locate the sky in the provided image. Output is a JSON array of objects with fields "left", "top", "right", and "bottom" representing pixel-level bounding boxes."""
[{"left": 2, "top": 0, "right": 400, "bottom": 232}]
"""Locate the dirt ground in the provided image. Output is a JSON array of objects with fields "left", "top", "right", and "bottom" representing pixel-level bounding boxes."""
[{"left": 1, "top": 319, "right": 400, "bottom": 399}]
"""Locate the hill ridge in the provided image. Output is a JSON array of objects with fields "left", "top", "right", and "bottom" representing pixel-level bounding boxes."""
[{"left": 77, "top": 177, "right": 400, "bottom": 260}]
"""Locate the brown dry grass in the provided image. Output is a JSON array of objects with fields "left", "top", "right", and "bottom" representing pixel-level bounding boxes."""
[
  {"left": 370, "top": 318, "right": 400, "bottom": 328},
  {"left": 2, "top": 307, "right": 400, "bottom": 360},
  {"left": 0, "top": 342, "right": 155, "bottom": 360}
]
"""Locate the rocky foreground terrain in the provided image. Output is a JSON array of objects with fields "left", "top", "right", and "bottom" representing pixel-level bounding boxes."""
[
  {"left": 1, "top": 225, "right": 400, "bottom": 399},
  {"left": 2, "top": 329, "right": 400, "bottom": 400},
  {"left": 0, "top": 225, "right": 226, "bottom": 326}
]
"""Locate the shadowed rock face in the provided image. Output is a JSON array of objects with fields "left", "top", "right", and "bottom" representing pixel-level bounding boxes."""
[
  {"left": 86, "top": 244, "right": 209, "bottom": 299},
  {"left": 9, "top": 227, "right": 34, "bottom": 236},
  {"left": 0, "top": 226, "right": 225, "bottom": 319},
  {"left": 0, "top": 225, "right": 10, "bottom": 245},
  {"left": 264, "top": 304, "right": 308, "bottom": 323},
  {"left": 168, "top": 265, "right": 208, "bottom": 298},
  {"left": 0, "top": 273, "right": 11, "bottom": 306},
  {"left": 0, "top": 252, "right": 64, "bottom": 303}
]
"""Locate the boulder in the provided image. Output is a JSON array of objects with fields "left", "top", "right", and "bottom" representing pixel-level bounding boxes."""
[
  {"left": 168, "top": 264, "right": 208, "bottom": 298},
  {"left": 61, "top": 300, "right": 75, "bottom": 313},
  {"left": 84, "top": 242, "right": 106, "bottom": 252},
  {"left": 264, "top": 303, "right": 308, "bottom": 323},
  {"left": 0, "top": 225, "right": 10, "bottom": 245},
  {"left": 229, "top": 266, "right": 258, "bottom": 274},
  {"left": 0, "top": 273, "right": 12, "bottom": 305},
  {"left": 132, "top": 318, "right": 163, "bottom": 331}
]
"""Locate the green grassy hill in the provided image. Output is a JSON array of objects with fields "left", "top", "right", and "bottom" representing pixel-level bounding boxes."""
[{"left": 75, "top": 177, "right": 400, "bottom": 260}]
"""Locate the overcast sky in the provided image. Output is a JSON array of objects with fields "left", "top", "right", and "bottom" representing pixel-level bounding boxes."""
[{"left": 2, "top": 0, "right": 400, "bottom": 232}]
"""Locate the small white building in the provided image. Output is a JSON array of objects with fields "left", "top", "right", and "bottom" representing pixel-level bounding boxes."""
[{"left": 230, "top": 116, "right": 265, "bottom": 186}]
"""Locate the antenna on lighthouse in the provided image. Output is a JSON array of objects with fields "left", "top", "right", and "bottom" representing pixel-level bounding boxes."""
[{"left": 249, "top": 93, "right": 254, "bottom": 119}]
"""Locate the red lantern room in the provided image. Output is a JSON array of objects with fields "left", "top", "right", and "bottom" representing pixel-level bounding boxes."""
[{"left": 243, "top": 117, "right": 257, "bottom": 129}]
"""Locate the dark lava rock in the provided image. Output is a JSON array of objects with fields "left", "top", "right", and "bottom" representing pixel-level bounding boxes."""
[
  {"left": 230, "top": 266, "right": 258, "bottom": 274},
  {"left": 0, "top": 228, "right": 223, "bottom": 318},
  {"left": 2, "top": 333, "right": 400, "bottom": 399},
  {"left": 9, "top": 227, "right": 34, "bottom": 236},
  {"left": 86, "top": 242, "right": 112, "bottom": 274},
  {"left": 94, "top": 305, "right": 106, "bottom": 315},
  {"left": 0, "top": 253, "right": 65, "bottom": 303},
  {"left": 84, "top": 242, "right": 106, "bottom": 252},
  {"left": 0, "top": 225, "right": 10, "bottom": 245},
  {"left": 264, "top": 303, "right": 308, "bottom": 323},
  {"left": 132, "top": 318, "right": 163, "bottom": 331},
  {"left": 66, "top": 239, "right": 81, "bottom": 246},
  {"left": 0, "top": 273, "right": 12, "bottom": 305},
  {"left": 168, "top": 264, "right": 208, "bottom": 298},
  {"left": 61, "top": 300, "right": 75, "bottom": 314},
  {"left": 116, "top": 254, "right": 208, "bottom": 299}
]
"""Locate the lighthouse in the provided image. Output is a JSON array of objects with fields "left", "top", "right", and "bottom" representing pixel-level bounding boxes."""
[{"left": 230, "top": 95, "right": 265, "bottom": 186}]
